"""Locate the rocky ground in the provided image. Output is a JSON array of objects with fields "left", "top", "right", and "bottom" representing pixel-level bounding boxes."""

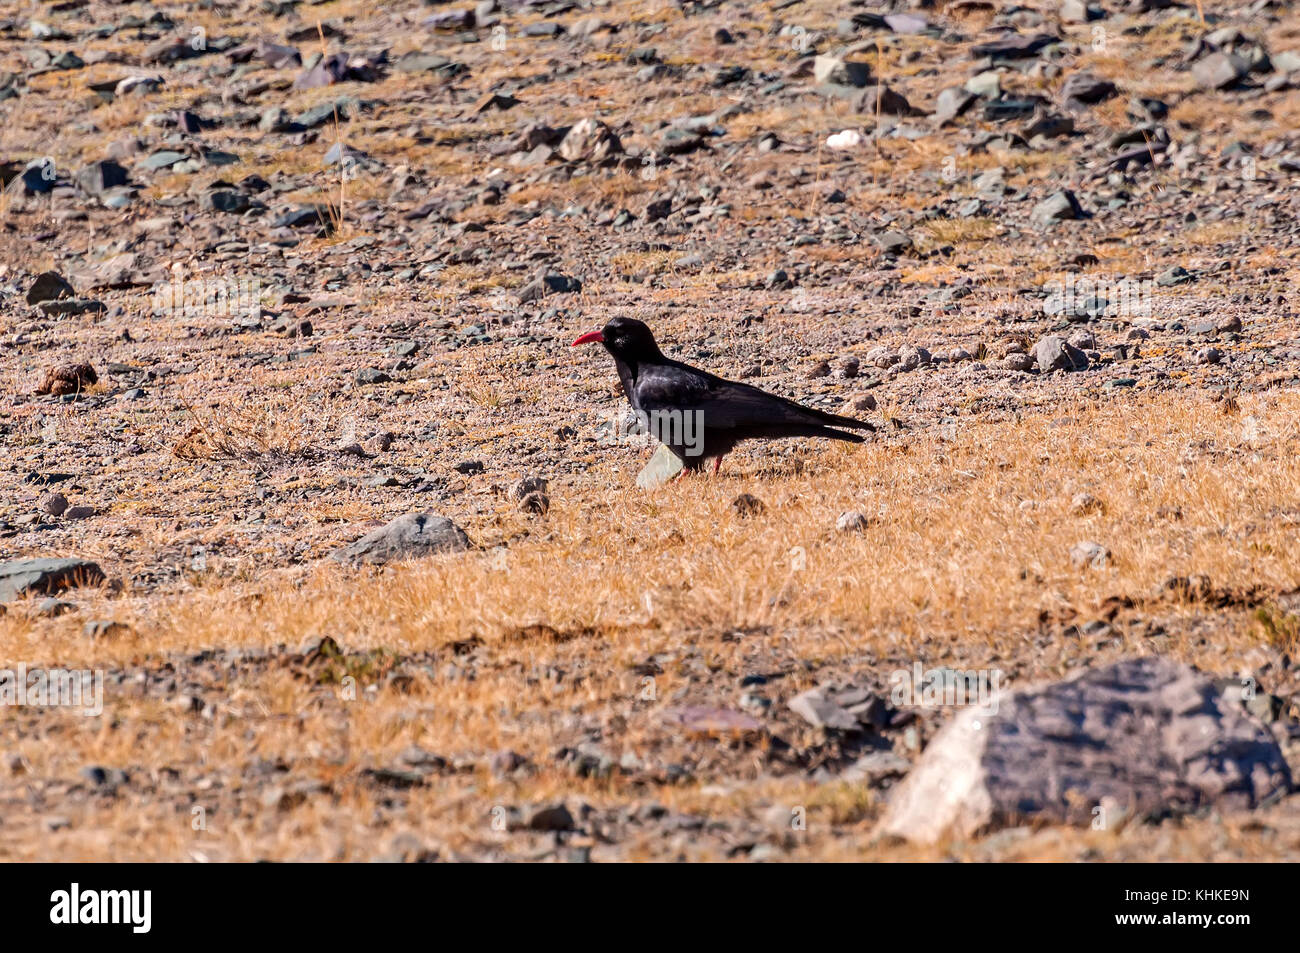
[{"left": 1, "top": 0, "right": 1299, "bottom": 861}]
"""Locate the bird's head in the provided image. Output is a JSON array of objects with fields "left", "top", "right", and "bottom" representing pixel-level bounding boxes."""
[{"left": 571, "top": 317, "right": 664, "bottom": 363}]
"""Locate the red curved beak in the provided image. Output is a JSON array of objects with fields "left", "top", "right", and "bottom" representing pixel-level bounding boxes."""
[{"left": 571, "top": 331, "right": 604, "bottom": 347}]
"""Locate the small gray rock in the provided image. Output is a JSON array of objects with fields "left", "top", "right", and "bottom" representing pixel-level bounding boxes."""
[
  {"left": 26, "top": 271, "right": 75, "bottom": 306},
  {"left": 1033, "top": 335, "right": 1089, "bottom": 372},
  {"left": 1194, "top": 52, "right": 1248, "bottom": 91},
  {"left": 40, "top": 492, "right": 68, "bottom": 517},
  {"left": 836, "top": 510, "right": 871, "bottom": 532},
  {"left": 1032, "top": 190, "right": 1085, "bottom": 225},
  {"left": 331, "top": 513, "right": 471, "bottom": 565},
  {"left": 1069, "top": 540, "right": 1109, "bottom": 569}
]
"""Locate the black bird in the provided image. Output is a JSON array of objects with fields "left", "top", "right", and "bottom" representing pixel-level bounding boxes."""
[{"left": 572, "top": 317, "right": 874, "bottom": 473}]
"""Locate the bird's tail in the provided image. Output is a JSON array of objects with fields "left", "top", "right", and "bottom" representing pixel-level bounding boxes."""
[
  {"left": 810, "top": 410, "right": 876, "bottom": 432},
  {"left": 776, "top": 424, "right": 866, "bottom": 444},
  {"left": 818, "top": 427, "right": 866, "bottom": 444}
]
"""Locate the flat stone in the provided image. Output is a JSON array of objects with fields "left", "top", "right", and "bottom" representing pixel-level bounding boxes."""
[
  {"left": 1194, "top": 52, "right": 1248, "bottom": 90},
  {"left": 330, "top": 513, "right": 471, "bottom": 565},
  {"left": 0, "top": 558, "right": 106, "bottom": 603},
  {"left": 814, "top": 54, "right": 871, "bottom": 88},
  {"left": 934, "top": 86, "right": 976, "bottom": 123},
  {"left": 636, "top": 444, "right": 685, "bottom": 489}
]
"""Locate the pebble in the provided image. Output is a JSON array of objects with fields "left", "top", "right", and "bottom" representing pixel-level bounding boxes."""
[{"left": 836, "top": 510, "right": 871, "bottom": 532}]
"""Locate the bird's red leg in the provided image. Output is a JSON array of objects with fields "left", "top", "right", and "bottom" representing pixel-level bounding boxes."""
[{"left": 713, "top": 454, "right": 725, "bottom": 475}]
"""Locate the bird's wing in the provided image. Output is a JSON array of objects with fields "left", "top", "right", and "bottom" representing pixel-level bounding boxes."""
[{"left": 637, "top": 364, "right": 870, "bottom": 431}]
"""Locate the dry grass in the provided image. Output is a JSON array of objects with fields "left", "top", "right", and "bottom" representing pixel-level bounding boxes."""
[{"left": 3, "top": 389, "right": 1298, "bottom": 860}]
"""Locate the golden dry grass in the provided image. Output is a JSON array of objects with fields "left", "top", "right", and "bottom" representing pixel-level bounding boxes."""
[
  {"left": 3, "top": 390, "right": 1298, "bottom": 860},
  {"left": 19, "top": 387, "right": 1291, "bottom": 661}
]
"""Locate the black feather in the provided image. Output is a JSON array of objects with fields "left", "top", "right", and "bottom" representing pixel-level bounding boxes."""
[{"left": 582, "top": 317, "right": 874, "bottom": 469}]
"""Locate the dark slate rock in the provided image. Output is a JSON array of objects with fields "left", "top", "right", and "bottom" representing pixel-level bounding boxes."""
[
  {"left": 27, "top": 271, "right": 75, "bottom": 305},
  {"left": 75, "top": 160, "right": 129, "bottom": 197},
  {"left": 517, "top": 273, "right": 582, "bottom": 303},
  {"left": 971, "top": 33, "right": 1056, "bottom": 59}
]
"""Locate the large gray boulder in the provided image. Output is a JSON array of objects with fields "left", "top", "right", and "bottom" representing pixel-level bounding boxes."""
[
  {"left": 331, "top": 513, "right": 471, "bottom": 565},
  {"left": 0, "top": 558, "right": 105, "bottom": 603},
  {"left": 876, "top": 657, "right": 1291, "bottom": 844}
]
